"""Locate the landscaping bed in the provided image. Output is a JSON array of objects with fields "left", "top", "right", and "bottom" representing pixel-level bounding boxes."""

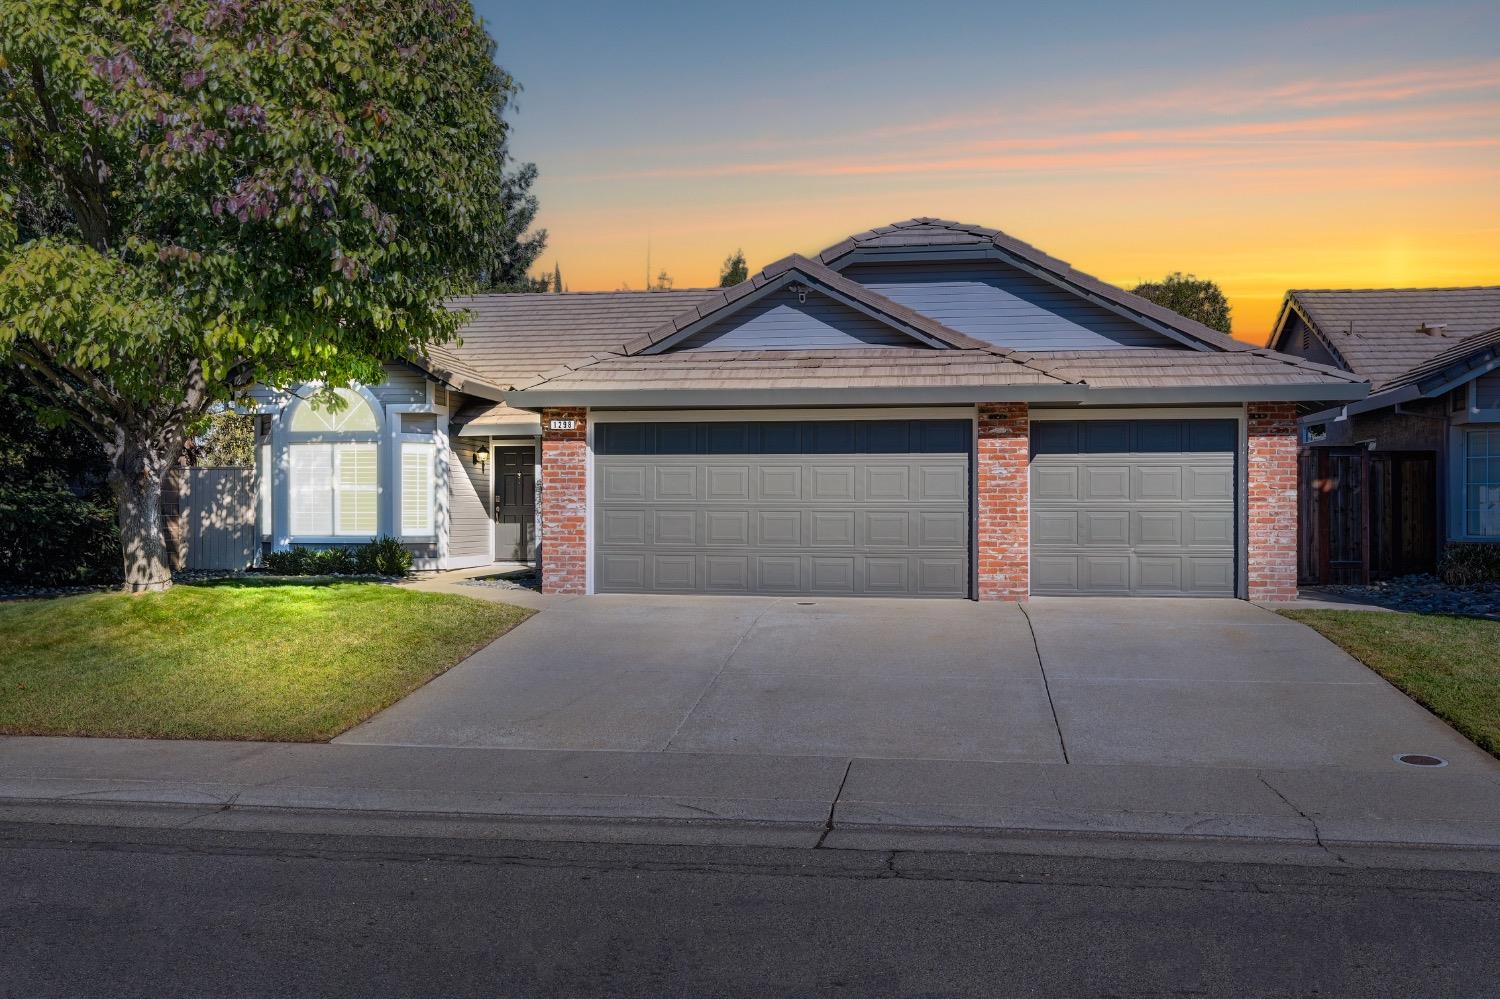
[
  {"left": 1312, "top": 574, "right": 1500, "bottom": 619},
  {"left": 0, "top": 578, "right": 531, "bottom": 742},
  {"left": 1282, "top": 610, "right": 1500, "bottom": 758}
]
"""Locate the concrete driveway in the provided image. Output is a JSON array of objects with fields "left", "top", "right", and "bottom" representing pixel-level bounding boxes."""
[{"left": 339, "top": 595, "right": 1495, "bottom": 774}]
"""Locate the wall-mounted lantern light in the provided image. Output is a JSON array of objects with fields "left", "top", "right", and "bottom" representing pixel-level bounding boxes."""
[{"left": 474, "top": 448, "right": 489, "bottom": 471}]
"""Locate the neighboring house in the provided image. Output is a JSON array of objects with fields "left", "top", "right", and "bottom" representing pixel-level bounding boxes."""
[
  {"left": 1266, "top": 287, "right": 1500, "bottom": 584},
  {"left": 252, "top": 218, "right": 1365, "bottom": 599}
]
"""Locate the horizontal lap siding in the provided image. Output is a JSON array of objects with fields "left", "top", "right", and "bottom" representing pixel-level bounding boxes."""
[
  {"left": 678, "top": 288, "right": 917, "bottom": 350},
  {"left": 448, "top": 438, "right": 490, "bottom": 559},
  {"left": 371, "top": 363, "right": 428, "bottom": 406},
  {"left": 844, "top": 261, "right": 1179, "bottom": 351}
]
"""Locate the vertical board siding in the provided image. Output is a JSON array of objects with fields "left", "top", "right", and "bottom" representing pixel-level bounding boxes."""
[
  {"left": 678, "top": 287, "right": 920, "bottom": 351},
  {"left": 448, "top": 436, "right": 491, "bottom": 559},
  {"left": 842, "top": 260, "right": 1180, "bottom": 350}
]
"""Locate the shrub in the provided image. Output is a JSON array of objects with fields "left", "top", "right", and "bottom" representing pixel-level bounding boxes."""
[
  {"left": 0, "top": 480, "right": 121, "bottom": 586},
  {"left": 262, "top": 539, "right": 411, "bottom": 577},
  {"left": 356, "top": 536, "right": 413, "bottom": 577},
  {"left": 1438, "top": 543, "right": 1500, "bottom": 586}
]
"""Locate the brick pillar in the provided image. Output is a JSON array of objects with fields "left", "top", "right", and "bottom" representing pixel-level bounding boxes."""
[
  {"left": 1247, "top": 403, "right": 1299, "bottom": 601},
  {"left": 539, "top": 407, "right": 587, "bottom": 595},
  {"left": 976, "top": 403, "right": 1030, "bottom": 601}
]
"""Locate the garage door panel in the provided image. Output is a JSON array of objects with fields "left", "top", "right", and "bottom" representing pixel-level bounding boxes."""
[
  {"left": 596, "top": 420, "right": 970, "bottom": 598},
  {"left": 653, "top": 509, "right": 697, "bottom": 546},
  {"left": 1084, "top": 465, "right": 1131, "bottom": 500},
  {"left": 918, "top": 511, "right": 967, "bottom": 547},
  {"left": 1031, "top": 419, "right": 1237, "bottom": 596}
]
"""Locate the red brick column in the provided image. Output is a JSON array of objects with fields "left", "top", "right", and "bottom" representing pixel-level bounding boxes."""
[
  {"left": 1247, "top": 403, "right": 1299, "bottom": 601},
  {"left": 539, "top": 407, "right": 588, "bottom": 595},
  {"left": 976, "top": 403, "right": 1030, "bottom": 601}
]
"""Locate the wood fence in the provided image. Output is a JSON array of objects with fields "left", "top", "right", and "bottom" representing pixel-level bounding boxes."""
[{"left": 162, "top": 466, "right": 259, "bottom": 571}]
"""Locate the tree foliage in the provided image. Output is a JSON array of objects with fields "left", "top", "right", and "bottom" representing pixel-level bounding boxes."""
[
  {"left": 1130, "top": 272, "right": 1232, "bottom": 335},
  {"left": 192, "top": 411, "right": 256, "bottom": 466},
  {"left": 718, "top": 248, "right": 747, "bottom": 287},
  {"left": 0, "top": 0, "right": 514, "bottom": 589},
  {"left": 477, "top": 138, "right": 547, "bottom": 291}
]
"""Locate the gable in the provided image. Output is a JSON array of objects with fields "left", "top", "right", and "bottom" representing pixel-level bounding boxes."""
[
  {"left": 841, "top": 259, "right": 1184, "bottom": 351},
  {"left": 1273, "top": 313, "right": 1343, "bottom": 370},
  {"left": 676, "top": 284, "right": 930, "bottom": 351}
]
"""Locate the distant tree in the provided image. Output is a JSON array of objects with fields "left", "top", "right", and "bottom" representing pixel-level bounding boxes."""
[
  {"left": 552, "top": 261, "right": 563, "bottom": 293},
  {"left": 192, "top": 412, "right": 256, "bottom": 467},
  {"left": 1130, "top": 273, "right": 1232, "bottom": 335},
  {"left": 475, "top": 74, "right": 548, "bottom": 292},
  {"left": 649, "top": 269, "right": 674, "bottom": 292},
  {"left": 718, "top": 249, "right": 748, "bottom": 287}
]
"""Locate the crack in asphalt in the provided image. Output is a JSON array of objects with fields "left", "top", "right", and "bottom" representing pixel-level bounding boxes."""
[{"left": 1257, "top": 772, "right": 1350, "bottom": 866}]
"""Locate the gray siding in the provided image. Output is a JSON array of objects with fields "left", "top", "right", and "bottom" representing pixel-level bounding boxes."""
[
  {"left": 371, "top": 363, "right": 428, "bottom": 406},
  {"left": 843, "top": 260, "right": 1181, "bottom": 350},
  {"left": 1276, "top": 314, "right": 1342, "bottom": 369},
  {"left": 679, "top": 287, "right": 920, "bottom": 351},
  {"left": 1476, "top": 371, "right": 1500, "bottom": 409},
  {"left": 448, "top": 436, "right": 490, "bottom": 559}
]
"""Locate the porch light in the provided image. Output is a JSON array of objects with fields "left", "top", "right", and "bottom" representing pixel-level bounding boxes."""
[{"left": 474, "top": 448, "right": 488, "bottom": 471}]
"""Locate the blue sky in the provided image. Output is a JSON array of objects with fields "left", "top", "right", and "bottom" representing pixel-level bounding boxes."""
[{"left": 469, "top": 1, "right": 1500, "bottom": 336}]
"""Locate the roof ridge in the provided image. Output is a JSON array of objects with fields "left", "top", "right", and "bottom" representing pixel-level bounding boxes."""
[{"left": 1291, "top": 285, "right": 1500, "bottom": 295}]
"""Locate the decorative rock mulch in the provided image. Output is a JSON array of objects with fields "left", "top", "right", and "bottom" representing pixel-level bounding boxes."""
[
  {"left": 1321, "top": 574, "right": 1500, "bottom": 619},
  {"left": 0, "top": 569, "right": 249, "bottom": 602},
  {"left": 459, "top": 571, "right": 542, "bottom": 593}
]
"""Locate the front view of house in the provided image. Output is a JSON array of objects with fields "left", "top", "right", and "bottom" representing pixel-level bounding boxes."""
[{"left": 252, "top": 219, "right": 1366, "bottom": 600}]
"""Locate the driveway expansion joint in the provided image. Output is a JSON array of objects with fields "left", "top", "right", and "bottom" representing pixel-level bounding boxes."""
[
  {"left": 1018, "top": 602, "right": 1070, "bottom": 765},
  {"left": 814, "top": 759, "right": 855, "bottom": 850}
]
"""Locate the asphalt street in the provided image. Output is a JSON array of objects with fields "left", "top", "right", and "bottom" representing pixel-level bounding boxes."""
[{"left": 3, "top": 820, "right": 1498, "bottom": 998}]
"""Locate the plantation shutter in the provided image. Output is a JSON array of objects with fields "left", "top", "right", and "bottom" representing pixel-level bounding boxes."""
[
  {"left": 335, "top": 444, "right": 378, "bottom": 536},
  {"left": 289, "top": 444, "right": 333, "bottom": 536},
  {"left": 401, "top": 442, "right": 435, "bottom": 536}
]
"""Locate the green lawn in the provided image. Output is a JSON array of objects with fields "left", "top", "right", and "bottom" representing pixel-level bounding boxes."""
[
  {"left": 0, "top": 579, "right": 531, "bottom": 742},
  {"left": 1282, "top": 610, "right": 1500, "bottom": 758}
]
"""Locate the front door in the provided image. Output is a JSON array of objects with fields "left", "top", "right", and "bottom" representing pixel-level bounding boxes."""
[{"left": 494, "top": 445, "right": 536, "bottom": 562}]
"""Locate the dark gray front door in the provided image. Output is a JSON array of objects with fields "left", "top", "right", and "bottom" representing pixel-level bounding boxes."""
[
  {"left": 494, "top": 445, "right": 535, "bottom": 562},
  {"left": 594, "top": 420, "right": 971, "bottom": 597},
  {"left": 1029, "top": 419, "right": 1237, "bottom": 596}
]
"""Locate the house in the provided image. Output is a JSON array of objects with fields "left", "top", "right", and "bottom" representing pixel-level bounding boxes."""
[
  {"left": 251, "top": 218, "right": 1365, "bottom": 600},
  {"left": 1266, "top": 287, "right": 1500, "bottom": 584}
]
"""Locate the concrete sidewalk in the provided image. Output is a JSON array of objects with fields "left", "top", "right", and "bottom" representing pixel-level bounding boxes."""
[{"left": 4, "top": 736, "right": 1500, "bottom": 859}]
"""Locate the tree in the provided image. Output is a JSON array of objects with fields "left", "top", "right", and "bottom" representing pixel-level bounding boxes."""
[
  {"left": 192, "top": 412, "right": 256, "bottom": 467},
  {"left": 1130, "top": 273, "right": 1232, "bottom": 335},
  {"left": 649, "top": 269, "right": 674, "bottom": 292},
  {"left": 477, "top": 137, "right": 547, "bottom": 291},
  {"left": 0, "top": 0, "right": 513, "bottom": 591},
  {"left": 552, "top": 261, "right": 563, "bottom": 293},
  {"left": 718, "top": 249, "right": 748, "bottom": 287}
]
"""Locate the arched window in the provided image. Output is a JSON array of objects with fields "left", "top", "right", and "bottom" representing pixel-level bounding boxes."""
[
  {"left": 288, "top": 388, "right": 379, "bottom": 433},
  {"left": 284, "top": 388, "right": 382, "bottom": 539}
]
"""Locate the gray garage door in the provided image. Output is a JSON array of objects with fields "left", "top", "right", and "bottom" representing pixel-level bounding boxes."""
[
  {"left": 1030, "top": 419, "right": 1238, "bottom": 596},
  {"left": 594, "top": 420, "right": 971, "bottom": 597}
]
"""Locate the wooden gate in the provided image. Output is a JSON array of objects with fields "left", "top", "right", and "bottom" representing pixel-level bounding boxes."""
[
  {"left": 163, "top": 467, "right": 258, "bottom": 571},
  {"left": 1299, "top": 448, "right": 1437, "bottom": 585}
]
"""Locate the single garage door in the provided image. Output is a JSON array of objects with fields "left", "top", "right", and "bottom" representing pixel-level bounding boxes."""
[
  {"left": 594, "top": 419, "right": 971, "bottom": 597},
  {"left": 1030, "top": 419, "right": 1238, "bottom": 596}
]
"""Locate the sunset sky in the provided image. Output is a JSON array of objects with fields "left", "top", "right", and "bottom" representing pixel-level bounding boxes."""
[{"left": 471, "top": 1, "right": 1500, "bottom": 342}]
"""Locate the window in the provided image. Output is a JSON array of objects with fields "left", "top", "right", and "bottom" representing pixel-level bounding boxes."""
[
  {"left": 258, "top": 442, "right": 271, "bottom": 539},
  {"left": 401, "top": 442, "right": 435, "bottom": 536},
  {"left": 288, "top": 388, "right": 379, "bottom": 433},
  {"left": 1465, "top": 428, "right": 1500, "bottom": 537},
  {"left": 289, "top": 443, "right": 378, "bottom": 537}
]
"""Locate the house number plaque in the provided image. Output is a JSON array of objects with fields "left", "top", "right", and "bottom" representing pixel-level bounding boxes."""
[{"left": 547, "top": 418, "right": 578, "bottom": 431}]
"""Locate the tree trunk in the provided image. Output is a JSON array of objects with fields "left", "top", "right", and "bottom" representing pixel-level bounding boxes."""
[{"left": 108, "top": 425, "right": 178, "bottom": 594}]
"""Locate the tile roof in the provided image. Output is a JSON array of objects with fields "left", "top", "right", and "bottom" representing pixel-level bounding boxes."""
[
  {"left": 425, "top": 290, "right": 719, "bottom": 389},
  {"left": 510, "top": 348, "right": 1066, "bottom": 392},
  {"left": 1279, "top": 287, "right": 1500, "bottom": 388},
  {"left": 1021, "top": 349, "right": 1366, "bottom": 389},
  {"left": 815, "top": 218, "right": 1251, "bottom": 353},
  {"left": 1377, "top": 325, "right": 1500, "bottom": 393}
]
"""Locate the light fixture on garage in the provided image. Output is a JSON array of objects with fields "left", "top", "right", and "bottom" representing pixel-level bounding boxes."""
[{"left": 789, "top": 282, "right": 809, "bottom": 304}]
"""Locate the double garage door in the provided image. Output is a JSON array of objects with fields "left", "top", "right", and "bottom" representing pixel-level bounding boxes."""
[
  {"left": 593, "top": 417, "right": 1239, "bottom": 599},
  {"left": 594, "top": 419, "right": 970, "bottom": 597}
]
